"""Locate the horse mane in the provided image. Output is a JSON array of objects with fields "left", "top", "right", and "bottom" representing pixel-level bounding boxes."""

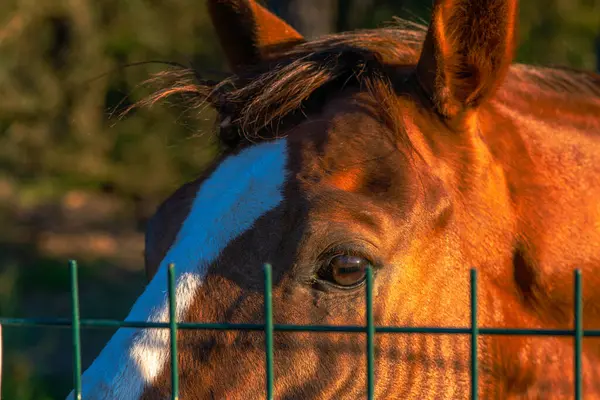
[{"left": 133, "top": 19, "right": 600, "bottom": 148}]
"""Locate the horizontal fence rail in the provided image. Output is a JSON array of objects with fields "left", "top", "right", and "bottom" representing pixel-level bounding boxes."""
[{"left": 0, "top": 262, "right": 598, "bottom": 400}]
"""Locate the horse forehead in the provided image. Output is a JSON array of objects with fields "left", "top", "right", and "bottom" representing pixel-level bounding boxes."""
[
  {"left": 145, "top": 139, "right": 292, "bottom": 280},
  {"left": 150, "top": 92, "right": 399, "bottom": 271},
  {"left": 289, "top": 123, "right": 406, "bottom": 198},
  {"left": 178, "top": 139, "right": 290, "bottom": 239},
  {"left": 290, "top": 104, "right": 396, "bottom": 166}
]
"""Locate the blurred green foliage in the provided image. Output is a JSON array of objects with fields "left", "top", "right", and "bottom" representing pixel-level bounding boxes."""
[
  {"left": 0, "top": 0, "right": 225, "bottom": 210},
  {"left": 0, "top": 0, "right": 598, "bottom": 398}
]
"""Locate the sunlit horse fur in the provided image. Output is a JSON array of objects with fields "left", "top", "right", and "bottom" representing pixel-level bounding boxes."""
[{"left": 68, "top": 0, "right": 600, "bottom": 398}]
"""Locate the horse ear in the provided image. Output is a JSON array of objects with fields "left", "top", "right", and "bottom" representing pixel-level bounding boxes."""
[
  {"left": 207, "top": 0, "right": 305, "bottom": 71},
  {"left": 416, "top": 0, "right": 518, "bottom": 120}
]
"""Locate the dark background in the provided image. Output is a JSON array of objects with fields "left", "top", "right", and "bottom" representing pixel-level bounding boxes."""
[{"left": 0, "top": 0, "right": 598, "bottom": 398}]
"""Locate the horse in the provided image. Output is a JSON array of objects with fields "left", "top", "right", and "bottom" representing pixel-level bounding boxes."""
[{"left": 65, "top": 0, "right": 600, "bottom": 398}]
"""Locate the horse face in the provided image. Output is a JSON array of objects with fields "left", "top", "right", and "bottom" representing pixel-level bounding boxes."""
[
  {"left": 142, "top": 87, "right": 462, "bottom": 398},
  {"left": 72, "top": 0, "right": 600, "bottom": 398},
  {"left": 134, "top": 0, "right": 518, "bottom": 395}
]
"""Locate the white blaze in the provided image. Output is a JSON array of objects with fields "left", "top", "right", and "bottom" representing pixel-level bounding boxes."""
[{"left": 66, "top": 139, "right": 288, "bottom": 400}]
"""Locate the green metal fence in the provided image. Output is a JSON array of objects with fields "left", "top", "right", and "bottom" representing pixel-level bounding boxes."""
[{"left": 0, "top": 261, "right": 598, "bottom": 399}]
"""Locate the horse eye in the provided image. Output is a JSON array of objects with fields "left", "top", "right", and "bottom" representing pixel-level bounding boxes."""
[{"left": 320, "top": 254, "right": 370, "bottom": 287}]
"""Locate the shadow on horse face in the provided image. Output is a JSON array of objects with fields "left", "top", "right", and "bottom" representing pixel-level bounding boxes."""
[{"left": 69, "top": 0, "right": 600, "bottom": 399}]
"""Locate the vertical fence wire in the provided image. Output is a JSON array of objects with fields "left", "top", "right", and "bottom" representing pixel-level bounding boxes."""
[
  {"left": 167, "top": 263, "right": 179, "bottom": 400},
  {"left": 264, "top": 264, "right": 274, "bottom": 400},
  {"left": 69, "top": 260, "right": 82, "bottom": 400},
  {"left": 574, "top": 269, "right": 582, "bottom": 400},
  {"left": 470, "top": 268, "right": 478, "bottom": 400},
  {"left": 366, "top": 267, "right": 375, "bottom": 399}
]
